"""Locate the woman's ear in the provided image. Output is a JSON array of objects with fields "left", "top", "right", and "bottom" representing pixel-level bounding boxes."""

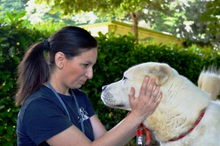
[{"left": 55, "top": 52, "right": 65, "bottom": 69}]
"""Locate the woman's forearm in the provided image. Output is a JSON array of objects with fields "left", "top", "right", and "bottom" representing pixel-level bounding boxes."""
[{"left": 91, "top": 112, "right": 142, "bottom": 146}]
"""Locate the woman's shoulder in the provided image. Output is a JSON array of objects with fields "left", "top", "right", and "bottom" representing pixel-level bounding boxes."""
[
  {"left": 18, "top": 85, "right": 63, "bottom": 121},
  {"left": 27, "top": 85, "right": 53, "bottom": 100},
  {"left": 22, "top": 85, "right": 56, "bottom": 109}
]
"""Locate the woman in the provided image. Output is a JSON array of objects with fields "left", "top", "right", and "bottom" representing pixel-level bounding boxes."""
[{"left": 16, "top": 26, "right": 162, "bottom": 146}]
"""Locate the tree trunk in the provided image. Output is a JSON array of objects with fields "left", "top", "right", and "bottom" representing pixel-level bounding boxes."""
[{"left": 130, "top": 12, "right": 139, "bottom": 43}]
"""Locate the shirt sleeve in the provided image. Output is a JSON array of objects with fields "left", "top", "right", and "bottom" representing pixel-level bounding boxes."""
[{"left": 23, "top": 98, "right": 73, "bottom": 145}]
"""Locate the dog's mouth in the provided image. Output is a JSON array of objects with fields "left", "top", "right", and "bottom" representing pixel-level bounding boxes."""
[
  {"left": 113, "top": 104, "right": 131, "bottom": 111},
  {"left": 114, "top": 104, "right": 125, "bottom": 107},
  {"left": 104, "top": 103, "right": 125, "bottom": 108},
  {"left": 103, "top": 101, "right": 130, "bottom": 110},
  {"left": 101, "top": 92, "right": 127, "bottom": 109}
]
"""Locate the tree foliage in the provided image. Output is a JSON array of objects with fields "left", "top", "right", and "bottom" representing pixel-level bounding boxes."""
[
  {"left": 36, "top": 0, "right": 175, "bottom": 42},
  {"left": 0, "top": 0, "right": 28, "bottom": 15},
  {"left": 36, "top": 0, "right": 149, "bottom": 14},
  {"left": 199, "top": 0, "right": 220, "bottom": 49},
  {"left": 164, "top": 0, "right": 220, "bottom": 49},
  {"left": 35, "top": 0, "right": 219, "bottom": 49},
  {"left": 1, "top": 0, "right": 219, "bottom": 48}
]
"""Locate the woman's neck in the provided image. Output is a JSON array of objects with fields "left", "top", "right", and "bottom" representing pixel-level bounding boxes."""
[{"left": 46, "top": 79, "right": 70, "bottom": 96}]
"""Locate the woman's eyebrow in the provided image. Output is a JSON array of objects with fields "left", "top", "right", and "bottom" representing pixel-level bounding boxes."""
[
  {"left": 84, "top": 61, "right": 92, "bottom": 64},
  {"left": 84, "top": 61, "right": 96, "bottom": 65}
]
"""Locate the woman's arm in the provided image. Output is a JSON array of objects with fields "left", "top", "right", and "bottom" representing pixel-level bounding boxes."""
[
  {"left": 46, "top": 112, "right": 145, "bottom": 146},
  {"left": 90, "top": 115, "right": 107, "bottom": 139},
  {"left": 46, "top": 77, "right": 162, "bottom": 146},
  {"left": 90, "top": 113, "right": 136, "bottom": 144}
]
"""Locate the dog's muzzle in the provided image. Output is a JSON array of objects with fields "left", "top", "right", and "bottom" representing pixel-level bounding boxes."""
[{"left": 101, "top": 85, "right": 125, "bottom": 108}]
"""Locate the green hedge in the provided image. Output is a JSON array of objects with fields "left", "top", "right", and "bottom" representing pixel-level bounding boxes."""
[
  {"left": 0, "top": 24, "right": 219, "bottom": 146},
  {"left": 0, "top": 24, "right": 50, "bottom": 146}
]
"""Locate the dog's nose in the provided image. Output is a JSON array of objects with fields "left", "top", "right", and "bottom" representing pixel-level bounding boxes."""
[{"left": 102, "top": 85, "right": 107, "bottom": 91}]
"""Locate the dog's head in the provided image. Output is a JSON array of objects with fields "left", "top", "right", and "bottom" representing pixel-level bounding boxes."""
[
  {"left": 101, "top": 62, "right": 177, "bottom": 110},
  {"left": 101, "top": 62, "right": 212, "bottom": 142}
]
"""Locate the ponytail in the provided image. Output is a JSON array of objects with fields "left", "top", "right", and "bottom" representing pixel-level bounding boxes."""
[{"left": 15, "top": 41, "right": 50, "bottom": 106}]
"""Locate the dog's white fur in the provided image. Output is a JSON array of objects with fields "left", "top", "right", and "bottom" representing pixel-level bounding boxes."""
[
  {"left": 198, "top": 66, "right": 220, "bottom": 100},
  {"left": 101, "top": 62, "right": 220, "bottom": 146}
]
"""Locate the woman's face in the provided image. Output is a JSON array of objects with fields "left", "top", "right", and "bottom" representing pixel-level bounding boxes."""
[{"left": 61, "top": 48, "right": 98, "bottom": 89}]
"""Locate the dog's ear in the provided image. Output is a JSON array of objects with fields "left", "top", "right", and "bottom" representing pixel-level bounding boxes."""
[{"left": 146, "top": 64, "right": 171, "bottom": 85}]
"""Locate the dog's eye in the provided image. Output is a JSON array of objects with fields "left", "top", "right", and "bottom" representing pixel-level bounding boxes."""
[{"left": 123, "top": 76, "right": 127, "bottom": 80}]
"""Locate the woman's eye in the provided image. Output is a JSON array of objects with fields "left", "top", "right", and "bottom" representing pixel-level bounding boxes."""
[{"left": 83, "top": 64, "right": 89, "bottom": 68}]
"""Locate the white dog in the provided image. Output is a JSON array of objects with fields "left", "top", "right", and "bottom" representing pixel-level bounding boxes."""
[{"left": 101, "top": 62, "right": 220, "bottom": 146}]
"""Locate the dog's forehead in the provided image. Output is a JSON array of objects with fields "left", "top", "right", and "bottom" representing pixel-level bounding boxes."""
[
  {"left": 125, "top": 62, "right": 157, "bottom": 72},
  {"left": 124, "top": 63, "right": 149, "bottom": 76}
]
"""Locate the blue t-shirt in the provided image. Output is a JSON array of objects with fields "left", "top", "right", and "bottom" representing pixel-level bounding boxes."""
[{"left": 17, "top": 85, "right": 96, "bottom": 146}]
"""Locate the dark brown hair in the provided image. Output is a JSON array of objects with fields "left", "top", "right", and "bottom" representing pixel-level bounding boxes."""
[{"left": 16, "top": 26, "right": 98, "bottom": 106}]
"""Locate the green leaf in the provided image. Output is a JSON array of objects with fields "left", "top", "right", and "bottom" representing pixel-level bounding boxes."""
[
  {"left": 0, "top": 105, "right": 6, "bottom": 110},
  {"left": 6, "top": 11, "right": 14, "bottom": 22}
]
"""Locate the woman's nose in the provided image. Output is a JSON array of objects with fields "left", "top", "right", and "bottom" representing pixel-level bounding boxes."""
[{"left": 85, "top": 68, "right": 93, "bottom": 79}]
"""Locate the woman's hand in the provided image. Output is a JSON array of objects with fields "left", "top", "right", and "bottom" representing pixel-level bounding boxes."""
[{"left": 129, "top": 77, "right": 162, "bottom": 121}]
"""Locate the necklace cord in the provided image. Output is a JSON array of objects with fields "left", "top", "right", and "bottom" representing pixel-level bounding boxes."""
[{"left": 47, "top": 82, "right": 85, "bottom": 134}]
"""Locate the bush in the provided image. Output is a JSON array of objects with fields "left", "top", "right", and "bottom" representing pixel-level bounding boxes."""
[{"left": 0, "top": 23, "right": 50, "bottom": 146}]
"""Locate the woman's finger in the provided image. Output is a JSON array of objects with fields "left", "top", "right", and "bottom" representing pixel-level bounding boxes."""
[
  {"left": 129, "top": 87, "right": 135, "bottom": 103},
  {"left": 144, "top": 78, "right": 156, "bottom": 99},
  {"left": 139, "top": 77, "right": 150, "bottom": 97},
  {"left": 149, "top": 85, "right": 160, "bottom": 103}
]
